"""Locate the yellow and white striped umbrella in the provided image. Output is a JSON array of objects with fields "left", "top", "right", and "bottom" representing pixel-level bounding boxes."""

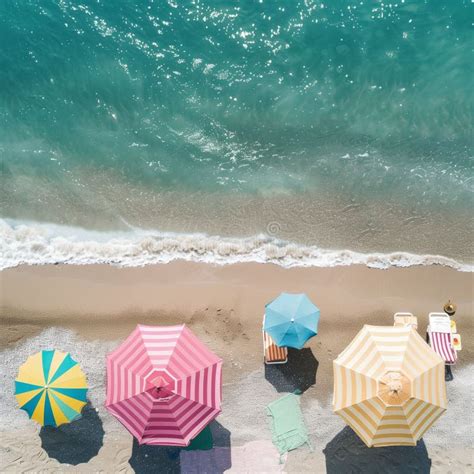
[{"left": 333, "top": 325, "right": 447, "bottom": 447}]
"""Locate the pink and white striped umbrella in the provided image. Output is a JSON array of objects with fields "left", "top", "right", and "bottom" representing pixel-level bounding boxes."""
[{"left": 106, "top": 324, "right": 222, "bottom": 446}]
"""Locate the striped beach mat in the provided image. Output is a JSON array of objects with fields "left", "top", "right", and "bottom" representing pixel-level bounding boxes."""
[
  {"left": 263, "top": 330, "right": 288, "bottom": 364},
  {"left": 333, "top": 325, "right": 447, "bottom": 447},
  {"left": 429, "top": 331, "right": 457, "bottom": 364},
  {"left": 106, "top": 324, "right": 223, "bottom": 446}
]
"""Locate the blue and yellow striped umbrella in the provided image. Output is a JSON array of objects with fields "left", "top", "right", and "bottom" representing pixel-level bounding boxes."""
[{"left": 15, "top": 350, "right": 88, "bottom": 427}]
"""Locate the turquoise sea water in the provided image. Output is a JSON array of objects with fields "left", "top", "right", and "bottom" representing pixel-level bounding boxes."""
[{"left": 1, "top": 1, "right": 473, "bottom": 268}]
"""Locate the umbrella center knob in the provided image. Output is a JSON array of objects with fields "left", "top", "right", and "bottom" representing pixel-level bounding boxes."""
[
  {"left": 378, "top": 371, "right": 411, "bottom": 406},
  {"left": 387, "top": 380, "right": 402, "bottom": 393},
  {"left": 386, "top": 372, "right": 402, "bottom": 392},
  {"left": 291, "top": 318, "right": 295, "bottom": 323},
  {"left": 152, "top": 376, "right": 167, "bottom": 388},
  {"left": 147, "top": 374, "right": 175, "bottom": 399}
]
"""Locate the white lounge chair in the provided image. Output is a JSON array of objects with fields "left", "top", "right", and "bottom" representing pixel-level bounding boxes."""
[{"left": 393, "top": 312, "right": 418, "bottom": 330}]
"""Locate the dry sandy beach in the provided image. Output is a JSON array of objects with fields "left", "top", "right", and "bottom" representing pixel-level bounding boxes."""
[{"left": 1, "top": 262, "right": 473, "bottom": 473}]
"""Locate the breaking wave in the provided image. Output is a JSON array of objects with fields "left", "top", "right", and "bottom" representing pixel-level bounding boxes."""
[{"left": 1, "top": 219, "right": 471, "bottom": 272}]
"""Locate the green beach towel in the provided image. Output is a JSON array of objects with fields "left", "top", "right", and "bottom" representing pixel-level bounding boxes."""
[
  {"left": 266, "top": 393, "right": 312, "bottom": 461},
  {"left": 184, "top": 425, "right": 214, "bottom": 451}
]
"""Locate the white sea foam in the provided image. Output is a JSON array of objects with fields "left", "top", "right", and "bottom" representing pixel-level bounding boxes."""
[{"left": 0, "top": 219, "right": 472, "bottom": 272}]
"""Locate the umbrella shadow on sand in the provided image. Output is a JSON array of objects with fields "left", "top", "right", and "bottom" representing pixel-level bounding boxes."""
[
  {"left": 39, "top": 402, "right": 104, "bottom": 465},
  {"left": 129, "top": 441, "right": 181, "bottom": 474},
  {"left": 323, "top": 426, "right": 431, "bottom": 474},
  {"left": 129, "top": 420, "right": 232, "bottom": 474},
  {"left": 265, "top": 348, "right": 319, "bottom": 393},
  {"left": 180, "top": 421, "right": 232, "bottom": 473}
]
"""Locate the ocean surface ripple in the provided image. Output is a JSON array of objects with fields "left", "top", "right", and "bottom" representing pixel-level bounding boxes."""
[{"left": 1, "top": 1, "right": 472, "bottom": 267}]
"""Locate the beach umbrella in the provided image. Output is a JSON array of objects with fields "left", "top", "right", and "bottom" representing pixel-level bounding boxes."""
[
  {"left": 15, "top": 350, "right": 88, "bottom": 427},
  {"left": 333, "top": 325, "right": 447, "bottom": 447},
  {"left": 106, "top": 324, "right": 222, "bottom": 446},
  {"left": 264, "top": 293, "right": 320, "bottom": 349}
]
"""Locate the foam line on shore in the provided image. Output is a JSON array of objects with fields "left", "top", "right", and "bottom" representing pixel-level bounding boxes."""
[{"left": 1, "top": 219, "right": 472, "bottom": 272}]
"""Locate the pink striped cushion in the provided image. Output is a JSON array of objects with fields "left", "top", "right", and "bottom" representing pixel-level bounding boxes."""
[{"left": 430, "top": 331, "right": 457, "bottom": 364}]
